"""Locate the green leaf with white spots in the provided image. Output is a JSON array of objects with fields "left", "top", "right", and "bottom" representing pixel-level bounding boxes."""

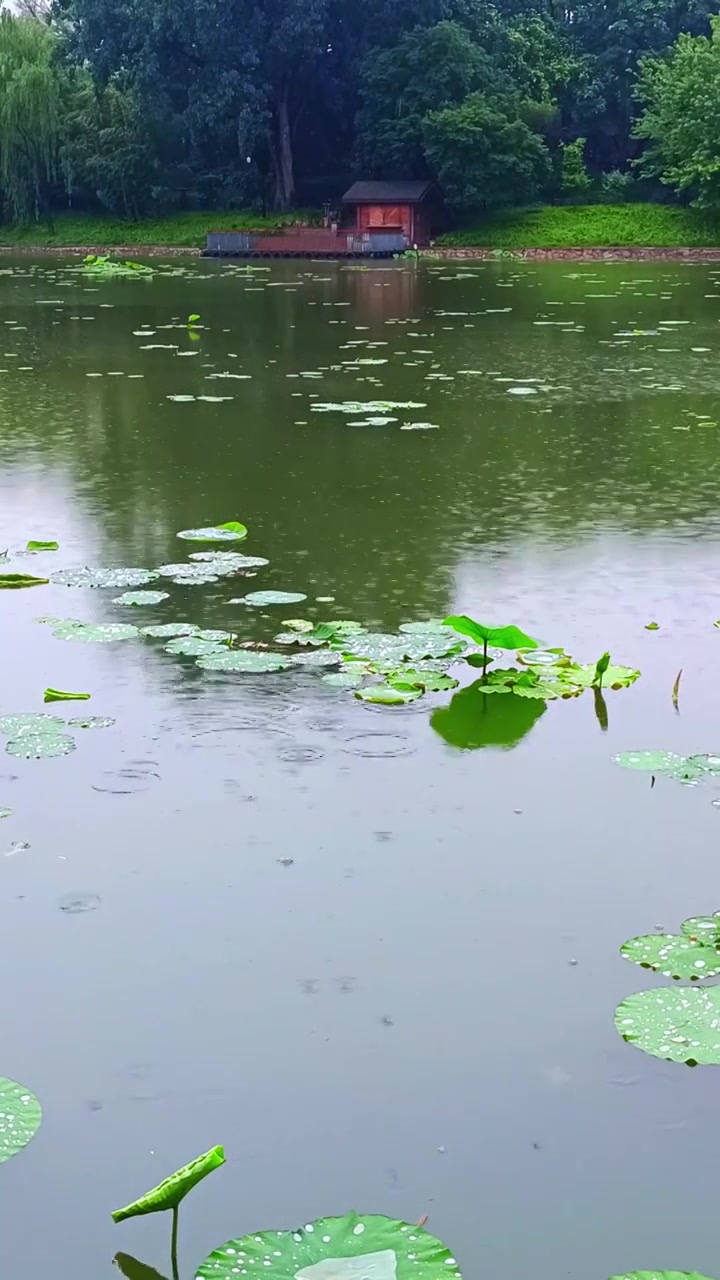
[
  {"left": 113, "top": 1145, "right": 225, "bottom": 1221},
  {"left": 388, "top": 669, "right": 458, "bottom": 693},
  {"left": 0, "top": 713, "right": 65, "bottom": 736},
  {"left": 6, "top": 732, "right": 75, "bottom": 758},
  {"left": 613, "top": 751, "right": 720, "bottom": 782},
  {"left": 195, "top": 1211, "right": 461, "bottom": 1280},
  {"left": 615, "top": 986, "right": 720, "bottom": 1064},
  {"left": 196, "top": 650, "right": 292, "bottom": 673},
  {"left": 176, "top": 523, "right": 247, "bottom": 542},
  {"left": 188, "top": 552, "right": 268, "bottom": 569},
  {"left": 113, "top": 591, "right": 170, "bottom": 606},
  {"left": 0, "top": 1078, "right": 42, "bottom": 1163},
  {"left": 681, "top": 914, "right": 720, "bottom": 943},
  {"left": 322, "top": 671, "right": 367, "bottom": 688},
  {"left": 355, "top": 684, "right": 422, "bottom": 705},
  {"left": 141, "top": 623, "right": 199, "bottom": 639},
  {"left": 238, "top": 591, "right": 308, "bottom": 607},
  {"left": 620, "top": 934, "right": 720, "bottom": 980},
  {"left": 564, "top": 661, "right": 640, "bottom": 690},
  {"left": 52, "top": 621, "right": 139, "bottom": 643},
  {"left": 164, "top": 637, "right": 227, "bottom": 657},
  {"left": 290, "top": 650, "right": 340, "bottom": 668},
  {"left": 69, "top": 716, "right": 115, "bottom": 729},
  {"left": 51, "top": 567, "right": 157, "bottom": 589}
]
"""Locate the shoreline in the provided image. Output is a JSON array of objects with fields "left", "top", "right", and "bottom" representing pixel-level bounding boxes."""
[{"left": 1, "top": 242, "right": 720, "bottom": 261}]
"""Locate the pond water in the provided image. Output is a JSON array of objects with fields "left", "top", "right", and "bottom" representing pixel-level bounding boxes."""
[{"left": 2, "top": 255, "right": 720, "bottom": 1280}]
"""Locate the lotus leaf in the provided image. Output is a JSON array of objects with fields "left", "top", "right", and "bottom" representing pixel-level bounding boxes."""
[
  {"left": 398, "top": 620, "right": 455, "bottom": 636},
  {"left": 113, "top": 591, "right": 170, "bottom": 606},
  {"left": 615, "top": 986, "right": 720, "bottom": 1064},
  {"left": 26, "top": 541, "right": 58, "bottom": 552},
  {"left": 69, "top": 716, "right": 115, "bottom": 729},
  {"left": 239, "top": 591, "right": 308, "bottom": 606},
  {"left": 0, "top": 573, "right": 48, "bottom": 588},
  {"left": 355, "top": 684, "right": 422, "bottom": 705},
  {"left": 620, "top": 934, "right": 720, "bottom": 980},
  {"left": 52, "top": 621, "right": 139, "bottom": 643},
  {"left": 0, "top": 713, "right": 65, "bottom": 735},
  {"left": 113, "top": 1145, "right": 225, "bottom": 1221},
  {"left": 195, "top": 1211, "right": 461, "bottom": 1280},
  {"left": 323, "top": 671, "right": 367, "bottom": 688},
  {"left": 156, "top": 564, "right": 219, "bottom": 582},
  {"left": 291, "top": 650, "right": 341, "bottom": 668},
  {"left": 388, "top": 669, "right": 458, "bottom": 693},
  {"left": 176, "top": 523, "right": 247, "bottom": 542},
  {"left": 6, "top": 732, "right": 75, "bottom": 758},
  {"left": 610, "top": 1272, "right": 717, "bottom": 1280},
  {"left": 196, "top": 650, "right": 292, "bottom": 673},
  {"left": 444, "top": 616, "right": 539, "bottom": 651},
  {"left": 164, "top": 637, "right": 227, "bottom": 657},
  {"left": 44, "top": 688, "right": 90, "bottom": 703},
  {"left": 51, "top": 567, "right": 157, "bottom": 589},
  {"left": 613, "top": 751, "right": 720, "bottom": 782},
  {"left": 0, "top": 1077, "right": 42, "bottom": 1163},
  {"left": 188, "top": 552, "right": 268, "bottom": 569},
  {"left": 141, "top": 623, "right": 199, "bottom": 639},
  {"left": 682, "top": 914, "right": 720, "bottom": 942},
  {"left": 565, "top": 660, "right": 640, "bottom": 690}
]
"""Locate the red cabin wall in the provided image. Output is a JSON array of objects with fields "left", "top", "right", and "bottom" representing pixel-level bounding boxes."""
[{"left": 356, "top": 203, "right": 414, "bottom": 240}]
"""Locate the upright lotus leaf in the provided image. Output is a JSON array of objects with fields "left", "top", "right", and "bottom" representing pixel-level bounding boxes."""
[
  {"left": 0, "top": 1077, "right": 42, "bottom": 1163},
  {"left": 0, "top": 573, "right": 49, "bottom": 588},
  {"left": 26, "top": 541, "right": 58, "bottom": 552},
  {"left": 431, "top": 682, "right": 546, "bottom": 750},
  {"left": 443, "top": 615, "right": 539, "bottom": 652},
  {"left": 195, "top": 1211, "right": 461, "bottom": 1280},
  {"left": 112, "top": 1145, "right": 225, "bottom": 1222},
  {"left": 682, "top": 914, "right": 720, "bottom": 943},
  {"left": 44, "top": 688, "right": 91, "bottom": 703},
  {"left": 620, "top": 934, "right": 720, "bottom": 980},
  {"left": 615, "top": 986, "right": 720, "bottom": 1064},
  {"left": 176, "top": 523, "right": 248, "bottom": 542}
]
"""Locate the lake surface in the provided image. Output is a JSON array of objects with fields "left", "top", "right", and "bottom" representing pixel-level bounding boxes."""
[{"left": 2, "top": 255, "right": 720, "bottom": 1280}]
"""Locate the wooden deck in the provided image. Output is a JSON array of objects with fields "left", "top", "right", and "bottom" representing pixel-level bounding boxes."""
[{"left": 203, "top": 227, "right": 407, "bottom": 258}]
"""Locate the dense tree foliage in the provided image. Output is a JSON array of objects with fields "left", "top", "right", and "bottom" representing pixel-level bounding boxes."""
[{"left": 0, "top": 0, "right": 716, "bottom": 222}]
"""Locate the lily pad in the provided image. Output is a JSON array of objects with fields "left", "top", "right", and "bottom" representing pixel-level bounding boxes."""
[
  {"left": 239, "top": 591, "right": 307, "bottom": 607},
  {"left": 50, "top": 567, "right": 157, "bottom": 589},
  {"left": 68, "top": 716, "right": 115, "bottom": 729},
  {"left": 141, "top": 623, "right": 199, "bottom": 639},
  {"left": 565, "top": 660, "right": 640, "bottom": 690},
  {"left": 681, "top": 914, "right": 720, "bottom": 942},
  {"left": 176, "top": 523, "right": 248, "bottom": 542},
  {"left": 0, "top": 1078, "right": 42, "bottom": 1164},
  {"left": 188, "top": 551, "right": 269, "bottom": 569},
  {"left": 113, "top": 1146, "right": 225, "bottom": 1221},
  {"left": 0, "top": 573, "right": 48, "bottom": 588},
  {"left": 164, "top": 637, "right": 227, "bottom": 657},
  {"left": 6, "top": 732, "right": 75, "bottom": 759},
  {"left": 390, "top": 669, "right": 458, "bottom": 693},
  {"left": 52, "top": 621, "right": 139, "bottom": 643},
  {"left": 613, "top": 751, "right": 720, "bottom": 783},
  {"left": 620, "top": 934, "right": 720, "bottom": 980},
  {"left": 323, "top": 671, "right": 367, "bottom": 688},
  {"left": 44, "top": 688, "right": 90, "bottom": 703},
  {"left": 615, "top": 986, "right": 720, "bottom": 1064},
  {"left": 196, "top": 1212, "right": 461, "bottom": 1280},
  {"left": 290, "top": 650, "right": 340, "bottom": 668},
  {"left": 156, "top": 564, "right": 220, "bottom": 583},
  {"left": 113, "top": 591, "right": 170, "bottom": 606},
  {"left": 355, "top": 684, "right": 423, "bottom": 705},
  {"left": 196, "top": 649, "right": 292, "bottom": 673},
  {"left": 0, "top": 713, "right": 65, "bottom": 735}
]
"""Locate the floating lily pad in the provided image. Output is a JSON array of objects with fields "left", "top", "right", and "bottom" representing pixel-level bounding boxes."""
[
  {"left": 113, "top": 1146, "right": 226, "bottom": 1221},
  {"left": 113, "top": 591, "right": 170, "bottom": 606},
  {"left": 355, "top": 684, "right": 423, "bottom": 705},
  {"left": 6, "top": 732, "right": 75, "bottom": 759},
  {"left": 164, "top": 637, "right": 227, "bottom": 657},
  {"left": 565, "top": 661, "right": 640, "bottom": 690},
  {"left": 187, "top": 551, "right": 269, "bottom": 569},
  {"left": 44, "top": 688, "right": 90, "bottom": 703},
  {"left": 52, "top": 621, "right": 139, "bottom": 643},
  {"left": 68, "top": 716, "right": 115, "bottom": 729},
  {"left": 0, "top": 1078, "right": 42, "bottom": 1164},
  {"left": 613, "top": 751, "right": 720, "bottom": 783},
  {"left": 141, "top": 623, "right": 199, "bottom": 639},
  {"left": 0, "top": 713, "right": 65, "bottom": 736},
  {"left": 615, "top": 986, "right": 720, "bottom": 1064},
  {"left": 196, "top": 650, "right": 291, "bottom": 673},
  {"left": 176, "top": 522, "right": 247, "bottom": 542},
  {"left": 196, "top": 1212, "right": 461, "bottom": 1280},
  {"left": 51, "top": 567, "right": 157, "bottom": 589},
  {"left": 681, "top": 914, "right": 720, "bottom": 942},
  {"left": 620, "top": 934, "right": 720, "bottom": 980},
  {"left": 290, "top": 650, "right": 340, "bottom": 668},
  {"left": 0, "top": 573, "right": 48, "bottom": 588},
  {"left": 240, "top": 591, "right": 307, "bottom": 607},
  {"left": 391, "top": 669, "right": 459, "bottom": 693},
  {"left": 323, "top": 671, "right": 367, "bottom": 688},
  {"left": 155, "top": 563, "right": 219, "bottom": 582}
]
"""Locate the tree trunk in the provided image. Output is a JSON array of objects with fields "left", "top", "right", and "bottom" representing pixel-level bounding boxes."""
[{"left": 271, "top": 84, "right": 295, "bottom": 210}]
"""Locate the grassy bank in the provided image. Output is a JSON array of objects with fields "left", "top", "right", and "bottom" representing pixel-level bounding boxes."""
[
  {"left": 0, "top": 209, "right": 320, "bottom": 248},
  {"left": 437, "top": 204, "right": 720, "bottom": 248}
]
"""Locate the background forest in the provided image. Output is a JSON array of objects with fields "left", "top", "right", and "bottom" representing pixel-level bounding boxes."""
[{"left": 2, "top": 0, "right": 720, "bottom": 225}]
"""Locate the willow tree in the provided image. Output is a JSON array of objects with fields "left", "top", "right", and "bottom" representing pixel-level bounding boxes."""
[{"left": 0, "top": 15, "right": 66, "bottom": 225}]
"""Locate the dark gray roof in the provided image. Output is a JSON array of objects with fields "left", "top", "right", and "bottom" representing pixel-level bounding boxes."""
[{"left": 342, "top": 180, "right": 434, "bottom": 204}]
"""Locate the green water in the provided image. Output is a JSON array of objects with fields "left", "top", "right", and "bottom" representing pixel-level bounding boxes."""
[{"left": 2, "top": 255, "right": 720, "bottom": 1280}]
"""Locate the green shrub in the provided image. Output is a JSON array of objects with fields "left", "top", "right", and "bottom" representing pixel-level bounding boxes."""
[
  {"left": 0, "top": 209, "right": 322, "bottom": 248},
  {"left": 436, "top": 202, "right": 720, "bottom": 247}
]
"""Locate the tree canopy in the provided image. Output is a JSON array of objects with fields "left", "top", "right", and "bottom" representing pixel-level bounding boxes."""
[{"left": 0, "top": 0, "right": 713, "bottom": 222}]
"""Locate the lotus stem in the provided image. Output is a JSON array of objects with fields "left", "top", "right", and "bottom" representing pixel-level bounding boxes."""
[{"left": 171, "top": 1206, "right": 180, "bottom": 1280}]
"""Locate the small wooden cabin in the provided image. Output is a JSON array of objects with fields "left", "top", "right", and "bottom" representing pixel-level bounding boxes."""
[{"left": 342, "top": 181, "right": 437, "bottom": 248}]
